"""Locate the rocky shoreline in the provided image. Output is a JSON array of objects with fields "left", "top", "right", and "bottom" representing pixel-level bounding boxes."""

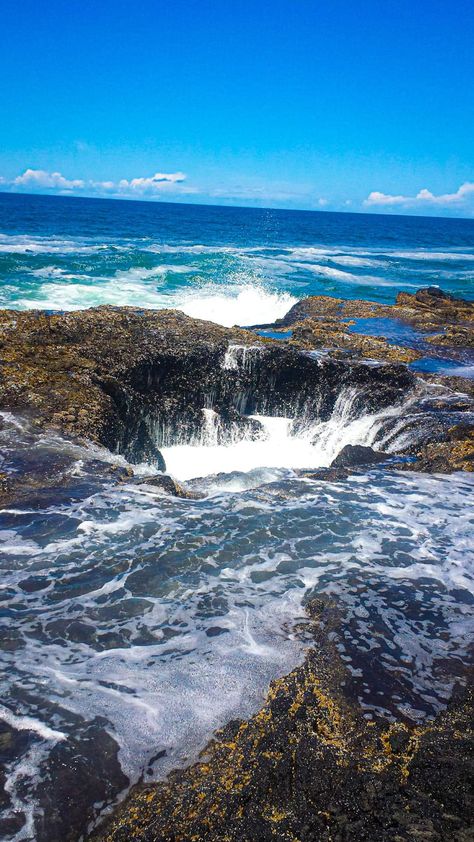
[
  {"left": 94, "top": 598, "right": 473, "bottom": 842},
  {"left": 0, "top": 287, "right": 473, "bottom": 841}
]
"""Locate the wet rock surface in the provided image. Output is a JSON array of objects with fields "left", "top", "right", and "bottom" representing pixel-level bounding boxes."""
[
  {"left": 94, "top": 599, "right": 473, "bottom": 842},
  {"left": 269, "top": 288, "right": 474, "bottom": 475},
  {"left": 401, "top": 422, "right": 474, "bottom": 473},
  {"left": 330, "top": 443, "right": 389, "bottom": 468},
  {"left": 0, "top": 307, "right": 249, "bottom": 461},
  {"left": 133, "top": 474, "right": 204, "bottom": 499}
]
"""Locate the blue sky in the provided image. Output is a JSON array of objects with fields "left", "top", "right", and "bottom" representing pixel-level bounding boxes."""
[{"left": 0, "top": 0, "right": 473, "bottom": 215}]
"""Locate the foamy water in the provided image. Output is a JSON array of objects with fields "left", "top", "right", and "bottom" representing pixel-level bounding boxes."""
[
  {"left": 161, "top": 403, "right": 396, "bottom": 481},
  {"left": 1, "top": 384, "right": 473, "bottom": 840},
  {"left": 1, "top": 442, "right": 473, "bottom": 839}
]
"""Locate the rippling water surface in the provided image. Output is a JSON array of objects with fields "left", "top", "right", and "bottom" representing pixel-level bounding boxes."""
[
  {"left": 1, "top": 193, "right": 473, "bottom": 324},
  {"left": 0, "top": 194, "right": 473, "bottom": 840}
]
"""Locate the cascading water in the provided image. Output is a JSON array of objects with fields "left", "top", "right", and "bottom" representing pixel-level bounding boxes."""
[
  {"left": 221, "top": 344, "right": 264, "bottom": 371},
  {"left": 160, "top": 385, "right": 426, "bottom": 481}
]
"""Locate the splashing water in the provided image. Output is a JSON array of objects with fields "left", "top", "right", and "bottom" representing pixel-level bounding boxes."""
[
  {"left": 161, "top": 389, "right": 420, "bottom": 481},
  {"left": 1, "top": 447, "right": 473, "bottom": 840}
]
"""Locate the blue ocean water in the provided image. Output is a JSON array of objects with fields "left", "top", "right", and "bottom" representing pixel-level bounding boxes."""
[
  {"left": 1, "top": 193, "right": 474, "bottom": 841},
  {"left": 0, "top": 192, "right": 473, "bottom": 326}
]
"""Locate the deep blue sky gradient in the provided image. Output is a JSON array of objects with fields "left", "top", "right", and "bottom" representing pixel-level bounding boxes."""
[{"left": 0, "top": 0, "right": 473, "bottom": 213}]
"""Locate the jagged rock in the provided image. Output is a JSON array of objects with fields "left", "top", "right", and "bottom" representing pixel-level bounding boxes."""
[
  {"left": 107, "top": 464, "right": 135, "bottom": 482},
  {"left": 274, "top": 295, "right": 392, "bottom": 327},
  {"left": 396, "top": 286, "right": 473, "bottom": 313},
  {"left": 426, "top": 325, "right": 474, "bottom": 348},
  {"left": 331, "top": 444, "right": 388, "bottom": 468},
  {"left": 1, "top": 295, "right": 471, "bottom": 507},
  {"left": 286, "top": 317, "right": 420, "bottom": 363},
  {"left": 272, "top": 288, "right": 473, "bottom": 363},
  {"left": 0, "top": 307, "right": 251, "bottom": 464}
]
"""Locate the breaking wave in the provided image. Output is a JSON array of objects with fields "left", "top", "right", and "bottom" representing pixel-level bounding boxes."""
[{"left": 178, "top": 285, "right": 297, "bottom": 326}]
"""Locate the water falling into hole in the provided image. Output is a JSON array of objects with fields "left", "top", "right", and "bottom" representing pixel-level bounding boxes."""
[{"left": 160, "top": 389, "right": 419, "bottom": 481}]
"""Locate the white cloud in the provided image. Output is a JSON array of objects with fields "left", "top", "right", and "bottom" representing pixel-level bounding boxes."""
[
  {"left": 3, "top": 168, "right": 194, "bottom": 199},
  {"left": 114, "top": 172, "right": 188, "bottom": 195},
  {"left": 364, "top": 182, "right": 474, "bottom": 209},
  {"left": 13, "top": 168, "right": 85, "bottom": 190}
]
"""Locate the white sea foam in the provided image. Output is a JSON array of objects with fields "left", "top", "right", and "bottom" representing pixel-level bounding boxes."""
[
  {"left": 15, "top": 257, "right": 297, "bottom": 326},
  {"left": 330, "top": 255, "right": 387, "bottom": 268},
  {"left": 1, "top": 450, "right": 473, "bottom": 838},
  {"left": 0, "top": 233, "right": 110, "bottom": 255},
  {"left": 4, "top": 231, "right": 472, "bottom": 320},
  {"left": 286, "top": 246, "right": 341, "bottom": 259},
  {"left": 392, "top": 250, "right": 474, "bottom": 261},
  {"left": 162, "top": 415, "right": 313, "bottom": 480},
  {"left": 297, "top": 263, "right": 360, "bottom": 281},
  {"left": 0, "top": 704, "right": 66, "bottom": 742},
  {"left": 113, "top": 265, "right": 193, "bottom": 281}
]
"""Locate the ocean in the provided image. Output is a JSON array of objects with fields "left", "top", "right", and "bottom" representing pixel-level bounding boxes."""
[
  {"left": 1, "top": 192, "right": 473, "bottom": 323},
  {"left": 0, "top": 192, "right": 473, "bottom": 841}
]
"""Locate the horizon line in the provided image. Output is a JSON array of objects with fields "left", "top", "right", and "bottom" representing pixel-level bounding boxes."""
[{"left": 0, "top": 189, "right": 473, "bottom": 223}]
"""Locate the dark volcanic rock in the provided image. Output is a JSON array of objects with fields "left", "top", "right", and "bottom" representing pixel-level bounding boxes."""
[
  {"left": 296, "top": 466, "right": 351, "bottom": 482},
  {"left": 93, "top": 599, "right": 474, "bottom": 842},
  {"left": 331, "top": 444, "right": 388, "bottom": 468},
  {"left": 0, "top": 307, "right": 250, "bottom": 463}
]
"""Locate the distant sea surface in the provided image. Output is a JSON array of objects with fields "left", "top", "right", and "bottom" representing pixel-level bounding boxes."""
[{"left": 0, "top": 192, "right": 473, "bottom": 325}]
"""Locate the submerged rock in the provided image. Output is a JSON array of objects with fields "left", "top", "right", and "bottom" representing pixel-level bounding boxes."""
[
  {"left": 35, "top": 722, "right": 128, "bottom": 842},
  {"left": 93, "top": 599, "right": 474, "bottom": 842},
  {"left": 296, "top": 466, "right": 351, "bottom": 482},
  {"left": 134, "top": 474, "right": 204, "bottom": 499}
]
